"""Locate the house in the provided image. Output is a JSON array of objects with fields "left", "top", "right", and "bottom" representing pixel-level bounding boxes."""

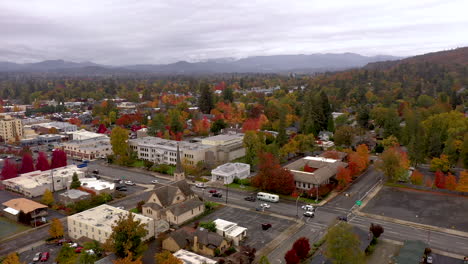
[
  {"left": 2, "top": 198, "right": 48, "bottom": 224},
  {"left": 211, "top": 163, "right": 250, "bottom": 184},
  {"left": 58, "top": 189, "right": 91, "bottom": 205},
  {"left": 162, "top": 226, "right": 231, "bottom": 257},
  {"left": 67, "top": 204, "right": 155, "bottom": 244},
  {"left": 318, "top": 131, "right": 333, "bottom": 141},
  {"left": 173, "top": 249, "right": 217, "bottom": 264},
  {"left": 2, "top": 165, "right": 86, "bottom": 197},
  {"left": 284, "top": 156, "right": 348, "bottom": 191},
  {"left": 213, "top": 219, "right": 247, "bottom": 246}
]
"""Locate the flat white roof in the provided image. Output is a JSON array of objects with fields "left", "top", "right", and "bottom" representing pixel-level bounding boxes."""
[
  {"left": 303, "top": 156, "right": 338, "bottom": 163},
  {"left": 80, "top": 178, "right": 115, "bottom": 191},
  {"left": 173, "top": 249, "right": 216, "bottom": 264},
  {"left": 226, "top": 226, "right": 247, "bottom": 237},
  {"left": 213, "top": 219, "right": 237, "bottom": 231},
  {"left": 3, "top": 207, "right": 19, "bottom": 215}
]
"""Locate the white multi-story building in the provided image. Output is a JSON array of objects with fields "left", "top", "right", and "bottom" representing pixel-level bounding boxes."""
[
  {"left": 67, "top": 204, "right": 155, "bottom": 244},
  {"left": 2, "top": 165, "right": 86, "bottom": 197},
  {"left": 61, "top": 132, "right": 112, "bottom": 160},
  {"left": 211, "top": 163, "right": 250, "bottom": 184},
  {"left": 129, "top": 137, "right": 216, "bottom": 166},
  {"left": 0, "top": 115, "right": 23, "bottom": 142}
]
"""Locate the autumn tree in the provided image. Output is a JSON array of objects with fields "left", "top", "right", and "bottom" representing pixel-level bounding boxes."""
[
  {"left": 113, "top": 254, "right": 142, "bottom": 264},
  {"left": 292, "top": 237, "right": 310, "bottom": 260},
  {"left": 284, "top": 249, "right": 300, "bottom": 264},
  {"left": 430, "top": 155, "right": 450, "bottom": 173},
  {"left": 198, "top": 82, "right": 214, "bottom": 114},
  {"left": 111, "top": 126, "right": 130, "bottom": 164},
  {"left": 410, "top": 170, "right": 424, "bottom": 185},
  {"left": 381, "top": 135, "right": 399, "bottom": 149},
  {"left": 51, "top": 149, "right": 67, "bottom": 169},
  {"left": 49, "top": 218, "right": 64, "bottom": 238},
  {"left": 259, "top": 256, "right": 271, "bottom": 264},
  {"left": 1, "top": 159, "right": 18, "bottom": 180},
  {"left": 322, "top": 150, "right": 341, "bottom": 160},
  {"left": 336, "top": 167, "right": 352, "bottom": 189},
  {"left": 369, "top": 223, "right": 384, "bottom": 238},
  {"left": 36, "top": 152, "right": 50, "bottom": 171},
  {"left": 445, "top": 173, "right": 457, "bottom": 190},
  {"left": 42, "top": 189, "right": 54, "bottom": 206},
  {"left": 2, "top": 252, "right": 22, "bottom": 264},
  {"left": 434, "top": 171, "right": 446, "bottom": 189},
  {"left": 97, "top": 124, "right": 107, "bottom": 133},
  {"left": 377, "top": 147, "right": 409, "bottom": 182},
  {"left": 210, "top": 118, "right": 227, "bottom": 134},
  {"left": 155, "top": 251, "right": 183, "bottom": 264},
  {"left": 105, "top": 212, "right": 148, "bottom": 259},
  {"left": 243, "top": 131, "right": 263, "bottom": 166},
  {"left": 19, "top": 153, "right": 35, "bottom": 174},
  {"left": 456, "top": 171, "right": 468, "bottom": 192},
  {"left": 70, "top": 172, "right": 81, "bottom": 189},
  {"left": 325, "top": 222, "right": 365, "bottom": 264},
  {"left": 334, "top": 126, "right": 354, "bottom": 147},
  {"left": 252, "top": 152, "right": 295, "bottom": 195},
  {"left": 356, "top": 144, "right": 370, "bottom": 167}
]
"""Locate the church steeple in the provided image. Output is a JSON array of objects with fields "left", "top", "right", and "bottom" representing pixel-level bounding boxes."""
[{"left": 174, "top": 143, "right": 185, "bottom": 181}]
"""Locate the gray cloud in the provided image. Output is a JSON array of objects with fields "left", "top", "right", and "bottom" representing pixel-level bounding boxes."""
[{"left": 1, "top": 0, "right": 467, "bottom": 65}]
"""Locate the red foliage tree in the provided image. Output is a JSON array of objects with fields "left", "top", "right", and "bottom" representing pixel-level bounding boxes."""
[
  {"left": 97, "top": 124, "right": 107, "bottom": 133},
  {"left": 292, "top": 237, "right": 310, "bottom": 260},
  {"left": 1, "top": 160, "right": 18, "bottom": 180},
  {"left": 51, "top": 149, "right": 67, "bottom": 169},
  {"left": 252, "top": 152, "right": 295, "bottom": 195},
  {"left": 321, "top": 150, "right": 341, "bottom": 160},
  {"left": 303, "top": 164, "right": 316, "bottom": 173},
  {"left": 19, "top": 153, "right": 35, "bottom": 174},
  {"left": 434, "top": 170, "right": 446, "bottom": 189},
  {"left": 284, "top": 249, "right": 300, "bottom": 264},
  {"left": 36, "top": 152, "right": 50, "bottom": 171},
  {"left": 445, "top": 173, "right": 458, "bottom": 190},
  {"left": 242, "top": 118, "right": 261, "bottom": 132},
  {"left": 336, "top": 166, "right": 352, "bottom": 189}
]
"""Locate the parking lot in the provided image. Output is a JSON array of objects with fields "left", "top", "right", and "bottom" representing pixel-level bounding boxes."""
[
  {"left": 362, "top": 186, "right": 468, "bottom": 232},
  {"left": 198, "top": 206, "right": 295, "bottom": 250},
  {"left": 19, "top": 242, "right": 61, "bottom": 263}
]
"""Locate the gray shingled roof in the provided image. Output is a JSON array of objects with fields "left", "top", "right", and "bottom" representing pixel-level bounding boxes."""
[
  {"left": 194, "top": 228, "right": 224, "bottom": 248},
  {"left": 169, "top": 198, "right": 204, "bottom": 216},
  {"left": 285, "top": 158, "right": 347, "bottom": 185}
]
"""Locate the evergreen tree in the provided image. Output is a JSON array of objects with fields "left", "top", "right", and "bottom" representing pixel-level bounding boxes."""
[
  {"left": 198, "top": 82, "right": 214, "bottom": 114},
  {"left": 70, "top": 172, "right": 81, "bottom": 189},
  {"left": 276, "top": 112, "right": 288, "bottom": 147},
  {"left": 222, "top": 87, "right": 234, "bottom": 103}
]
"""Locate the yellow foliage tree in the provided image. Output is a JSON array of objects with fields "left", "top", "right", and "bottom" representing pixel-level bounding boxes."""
[
  {"left": 49, "top": 218, "right": 64, "bottom": 238},
  {"left": 456, "top": 171, "right": 468, "bottom": 192},
  {"left": 113, "top": 254, "right": 142, "bottom": 264},
  {"left": 3, "top": 252, "right": 22, "bottom": 264},
  {"left": 41, "top": 189, "right": 54, "bottom": 206},
  {"left": 155, "top": 251, "right": 183, "bottom": 264}
]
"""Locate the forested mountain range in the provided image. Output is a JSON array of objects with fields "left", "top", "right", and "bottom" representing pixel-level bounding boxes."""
[{"left": 0, "top": 53, "right": 400, "bottom": 74}]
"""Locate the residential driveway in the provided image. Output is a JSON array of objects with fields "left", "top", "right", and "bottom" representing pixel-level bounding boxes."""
[
  {"left": 362, "top": 186, "right": 468, "bottom": 232},
  {"left": 199, "top": 206, "right": 295, "bottom": 250}
]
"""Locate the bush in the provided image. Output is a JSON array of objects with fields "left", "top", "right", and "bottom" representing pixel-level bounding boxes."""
[
  {"left": 225, "top": 247, "right": 236, "bottom": 256},
  {"left": 365, "top": 244, "right": 376, "bottom": 256},
  {"left": 214, "top": 248, "right": 221, "bottom": 257},
  {"left": 199, "top": 221, "right": 216, "bottom": 232}
]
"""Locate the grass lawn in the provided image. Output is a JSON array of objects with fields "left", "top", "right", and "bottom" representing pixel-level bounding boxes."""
[
  {"left": 129, "top": 208, "right": 140, "bottom": 213},
  {"left": 225, "top": 183, "right": 257, "bottom": 192},
  {"left": 0, "top": 216, "right": 31, "bottom": 239},
  {"left": 131, "top": 160, "right": 145, "bottom": 168}
]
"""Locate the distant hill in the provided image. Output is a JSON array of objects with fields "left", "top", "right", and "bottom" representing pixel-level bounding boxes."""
[
  {"left": 365, "top": 47, "right": 468, "bottom": 70},
  {"left": 0, "top": 53, "right": 401, "bottom": 74}
]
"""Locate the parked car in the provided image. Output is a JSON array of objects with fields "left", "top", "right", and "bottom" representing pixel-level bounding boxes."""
[
  {"left": 151, "top": 179, "right": 159, "bottom": 184},
  {"left": 85, "top": 249, "right": 95, "bottom": 255},
  {"left": 92, "top": 169, "right": 99, "bottom": 174},
  {"left": 260, "top": 203, "right": 270, "bottom": 209},
  {"left": 56, "top": 238, "right": 71, "bottom": 245},
  {"left": 33, "top": 252, "right": 42, "bottom": 262},
  {"left": 426, "top": 255, "right": 433, "bottom": 264},
  {"left": 75, "top": 247, "right": 84, "bottom": 253},
  {"left": 208, "top": 189, "right": 217, "bottom": 193},
  {"left": 301, "top": 205, "right": 315, "bottom": 211},
  {"left": 68, "top": 242, "right": 78, "bottom": 248},
  {"left": 40, "top": 252, "right": 49, "bottom": 262},
  {"left": 303, "top": 211, "right": 315, "bottom": 217},
  {"left": 212, "top": 192, "right": 222, "bottom": 198},
  {"left": 244, "top": 196, "right": 256, "bottom": 202},
  {"left": 116, "top": 186, "right": 127, "bottom": 191},
  {"left": 124, "top": 180, "right": 135, "bottom": 186},
  {"left": 337, "top": 216, "right": 348, "bottom": 222},
  {"left": 114, "top": 179, "right": 123, "bottom": 184},
  {"left": 195, "top": 183, "right": 206, "bottom": 188},
  {"left": 261, "top": 223, "right": 272, "bottom": 230}
]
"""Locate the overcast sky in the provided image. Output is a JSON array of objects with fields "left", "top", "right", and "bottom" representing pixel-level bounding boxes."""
[{"left": 1, "top": 0, "right": 467, "bottom": 65}]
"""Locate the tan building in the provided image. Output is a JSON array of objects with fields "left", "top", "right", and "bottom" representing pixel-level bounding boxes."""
[
  {"left": 2, "top": 198, "right": 48, "bottom": 224},
  {"left": 0, "top": 115, "right": 23, "bottom": 142},
  {"left": 61, "top": 136, "right": 112, "bottom": 160},
  {"left": 67, "top": 204, "right": 155, "bottom": 244},
  {"left": 200, "top": 133, "right": 245, "bottom": 163},
  {"left": 163, "top": 227, "right": 231, "bottom": 257}
]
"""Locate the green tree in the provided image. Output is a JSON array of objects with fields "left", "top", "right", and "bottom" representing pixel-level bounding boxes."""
[
  {"left": 198, "top": 82, "right": 214, "bottom": 114},
  {"left": 148, "top": 113, "right": 165, "bottom": 136},
  {"left": 258, "top": 256, "right": 271, "bottom": 264},
  {"left": 325, "top": 222, "right": 365, "bottom": 264},
  {"left": 109, "top": 111, "right": 117, "bottom": 124},
  {"left": 377, "top": 147, "right": 410, "bottom": 182},
  {"left": 105, "top": 212, "right": 148, "bottom": 259},
  {"left": 199, "top": 221, "right": 216, "bottom": 232},
  {"left": 41, "top": 188, "right": 54, "bottom": 206},
  {"left": 334, "top": 126, "right": 354, "bottom": 147},
  {"left": 168, "top": 109, "right": 184, "bottom": 133},
  {"left": 79, "top": 240, "right": 101, "bottom": 264},
  {"left": 276, "top": 112, "right": 288, "bottom": 147},
  {"left": 222, "top": 87, "right": 234, "bottom": 103},
  {"left": 70, "top": 172, "right": 81, "bottom": 189},
  {"left": 56, "top": 244, "right": 77, "bottom": 264},
  {"left": 210, "top": 118, "right": 227, "bottom": 134},
  {"left": 49, "top": 218, "right": 64, "bottom": 238},
  {"left": 460, "top": 133, "right": 468, "bottom": 168},
  {"left": 155, "top": 251, "right": 183, "bottom": 264},
  {"left": 243, "top": 131, "right": 263, "bottom": 166},
  {"left": 110, "top": 126, "right": 129, "bottom": 164}
]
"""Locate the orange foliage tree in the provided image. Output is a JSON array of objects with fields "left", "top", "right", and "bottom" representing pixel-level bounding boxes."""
[
  {"left": 456, "top": 171, "right": 468, "bottom": 192},
  {"left": 336, "top": 167, "right": 352, "bottom": 189},
  {"left": 445, "top": 173, "right": 457, "bottom": 190},
  {"left": 410, "top": 170, "right": 424, "bottom": 185}
]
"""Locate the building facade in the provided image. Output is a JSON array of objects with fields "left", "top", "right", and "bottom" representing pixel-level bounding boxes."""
[
  {"left": 2, "top": 198, "right": 48, "bottom": 224},
  {"left": 2, "top": 165, "right": 86, "bottom": 197},
  {"left": 0, "top": 115, "right": 23, "bottom": 142},
  {"left": 67, "top": 204, "right": 155, "bottom": 244},
  {"left": 61, "top": 136, "right": 112, "bottom": 160},
  {"left": 211, "top": 163, "right": 250, "bottom": 184},
  {"left": 200, "top": 133, "right": 245, "bottom": 163}
]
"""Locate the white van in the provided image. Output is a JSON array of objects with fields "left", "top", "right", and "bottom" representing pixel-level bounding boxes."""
[{"left": 257, "top": 192, "right": 279, "bottom": 203}]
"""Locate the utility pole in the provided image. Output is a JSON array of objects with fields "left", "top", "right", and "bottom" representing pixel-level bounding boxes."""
[
  {"left": 295, "top": 195, "right": 300, "bottom": 218},
  {"left": 50, "top": 169, "right": 55, "bottom": 192},
  {"left": 225, "top": 182, "right": 228, "bottom": 204}
]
